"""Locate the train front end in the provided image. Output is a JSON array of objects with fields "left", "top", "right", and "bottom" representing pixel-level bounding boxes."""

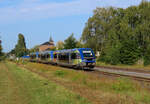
[{"left": 79, "top": 48, "right": 96, "bottom": 69}]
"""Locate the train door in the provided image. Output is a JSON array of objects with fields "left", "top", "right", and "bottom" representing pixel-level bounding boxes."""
[
  {"left": 70, "top": 51, "right": 80, "bottom": 65},
  {"left": 53, "top": 52, "right": 58, "bottom": 63}
]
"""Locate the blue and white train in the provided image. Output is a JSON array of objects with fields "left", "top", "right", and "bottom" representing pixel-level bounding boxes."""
[{"left": 28, "top": 48, "right": 96, "bottom": 69}]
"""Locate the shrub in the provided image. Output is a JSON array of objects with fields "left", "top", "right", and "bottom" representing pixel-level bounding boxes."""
[
  {"left": 119, "top": 40, "right": 141, "bottom": 65},
  {"left": 99, "top": 45, "right": 121, "bottom": 65},
  {"left": 54, "top": 70, "right": 68, "bottom": 78},
  {"left": 144, "top": 46, "right": 150, "bottom": 66}
]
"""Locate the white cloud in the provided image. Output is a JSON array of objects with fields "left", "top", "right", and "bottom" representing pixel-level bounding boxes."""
[{"left": 0, "top": 0, "right": 143, "bottom": 22}]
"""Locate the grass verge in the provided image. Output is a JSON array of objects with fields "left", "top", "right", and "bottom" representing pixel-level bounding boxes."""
[
  {"left": 14, "top": 61, "right": 150, "bottom": 104},
  {"left": 0, "top": 62, "right": 90, "bottom": 104},
  {"left": 96, "top": 61, "right": 150, "bottom": 71}
]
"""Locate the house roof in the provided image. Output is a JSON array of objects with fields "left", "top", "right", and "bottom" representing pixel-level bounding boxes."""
[{"left": 41, "top": 41, "right": 54, "bottom": 46}]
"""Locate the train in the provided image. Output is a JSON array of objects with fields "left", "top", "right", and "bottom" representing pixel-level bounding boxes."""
[{"left": 28, "top": 48, "right": 96, "bottom": 69}]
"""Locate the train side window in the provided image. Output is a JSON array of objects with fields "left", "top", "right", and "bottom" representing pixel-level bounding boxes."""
[
  {"left": 44, "top": 54, "right": 48, "bottom": 59},
  {"left": 71, "top": 53, "right": 77, "bottom": 59},
  {"left": 47, "top": 54, "right": 50, "bottom": 59},
  {"left": 58, "top": 54, "right": 61, "bottom": 60},
  {"left": 66, "top": 53, "right": 69, "bottom": 60},
  {"left": 41, "top": 54, "right": 45, "bottom": 60},
  {"left": 54, "top": 54, "right": 57, "bottom": 58}
]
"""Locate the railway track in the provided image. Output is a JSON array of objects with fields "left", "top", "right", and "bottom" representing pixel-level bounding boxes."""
[
  {"left": 94, "top": 67, "right": 150, "bottom": 82},
  {"left": 14, "top": 61, "right": 150, "bottom": 83},
  {"left": 96, "top": 66, "right": 150, "bottom": 74}
]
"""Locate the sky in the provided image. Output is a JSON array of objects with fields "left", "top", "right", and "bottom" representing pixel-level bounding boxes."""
[{"left": 0, "top": 0, "right": 144, "bottom": 52}]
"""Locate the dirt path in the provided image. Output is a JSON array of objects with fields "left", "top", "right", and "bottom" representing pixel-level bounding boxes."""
[{"left": 0, "top": 62, "right": 29, "bottom": 104}]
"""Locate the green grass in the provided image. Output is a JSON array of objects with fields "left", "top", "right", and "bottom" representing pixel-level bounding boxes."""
[
  {"left": 111, "top": 78, "right": 135, "bottom": 92},
  {"left": 28, "top": 62, "right": 150, "bottom": 103},
  {"left": 11, "top": 61, "right": 150, "bottom": 104},
  {"left": 0, "top": 62, "right": 90, "bottom": 104},
  {"left": 54, "top": 70, "right": 68, "bottom": 78},
  {"left": 96, "top": 61, "right": 150, "bottom": 71}
]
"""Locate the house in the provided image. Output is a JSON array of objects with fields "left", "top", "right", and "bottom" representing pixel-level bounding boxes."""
[{"left": 39, "top": 36, "right": 55, "bottom": 52}]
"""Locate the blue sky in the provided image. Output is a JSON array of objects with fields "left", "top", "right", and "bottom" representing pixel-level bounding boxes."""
[{"left": 0, "top": 0, "right": 144, "bottom": 52}]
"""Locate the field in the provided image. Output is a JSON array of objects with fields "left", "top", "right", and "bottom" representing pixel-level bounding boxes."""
[
  {"left": 1, "top": 61, "right": 150, "bottom": 104},
  {"left": 0, "top": 61, "right": 90, "bottom": 104}
]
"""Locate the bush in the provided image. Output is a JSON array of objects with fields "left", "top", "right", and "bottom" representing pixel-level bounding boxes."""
[
  {"left": 119, "top": 40, "right": 141, "bottom": 65},
  {"left": 99, "top": 44, "right": 121, "bottom": 65},
  {"left": 0, "top": 53, "right": 6, "bottom": 61},
  {"left": 98, "top": 40, "right": 141, "bottom": 65},
  {"left": 144, "top": 46, "right": 150, "bottom": 66}
]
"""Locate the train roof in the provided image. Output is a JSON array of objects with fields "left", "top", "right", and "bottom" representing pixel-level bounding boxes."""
[
  {"left": 39, "top": 51, "right": 51, "bottom": 55},
  {"left": 30, "top": 48, "right": 93, "bottom": 55},
  {"left": 55, "top": 48, "right": 93, "bottom": 53},
  {"left": 30, "top": 51, "right": 53, "bottom": 55},
  {"left": 22, "top": 55, "right": 30, "bottom": 58}
]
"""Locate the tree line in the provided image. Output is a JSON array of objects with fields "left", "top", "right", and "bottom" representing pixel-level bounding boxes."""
[
  {"left": 81, "top": 1, "right": 150, "bottom": 65},
  {"left": 0, "top": 40, "right": 2, "bottom": 61},
  {"left": 9, "top": 33, "right": 82, "bottom": 57},
  {"left": 7, "top": 0, "right": 150, "bottom": 66}
]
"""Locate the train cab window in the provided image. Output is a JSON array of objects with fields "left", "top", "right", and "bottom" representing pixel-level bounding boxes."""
[{"left": 82, "top": 50, "right": 93, "bottom": 58}]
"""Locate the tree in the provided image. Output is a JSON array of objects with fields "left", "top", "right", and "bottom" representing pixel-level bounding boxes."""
[
  {"left": 144, "top": 45, "right": 150, "bottom": 66},
  {"left": 29, "top": 45, "right": 39, "bottom": 53},
  {"left": 81, "top": 7, "right": 116, "bottom": 52},
  {"left": 56, "top": 41, "right": 64, "bottom": 50},
  {"left": 64, "top": 33, "right": 77, "bottom": 49},
  {"left": 0, "top": 40, "right": 2, "bottom": 60},
  {"left": 14, "top": 33, "right": 27, "bottom": 57},
  {"left": 0, "top": 41, "right": 2, "bottom": 56},
  {"left": 82, "top": 1, "right": 150, "bottom": 65},
  {"left": 76, "top": 40, "right": 84, "bottom": 48}
]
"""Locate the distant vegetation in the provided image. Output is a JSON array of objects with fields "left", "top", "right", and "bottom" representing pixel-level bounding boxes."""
[
  {"left": 63, "top": 33, "right": 83, "bottom": 49},
  {"left": 9, "top": 33, "right": 28, "bottom": 57},
  {"left": 81, "top": 1, "right": 150, "bottom": 66},
  {"left": 29, "top": 45, "right": 40, "bottom": 53},
  {"left": 0, "top": 40, "right": 3, "bottom": 61},
  {"left": 7, "top": 1, "right": 150, "bottom": 66}
]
